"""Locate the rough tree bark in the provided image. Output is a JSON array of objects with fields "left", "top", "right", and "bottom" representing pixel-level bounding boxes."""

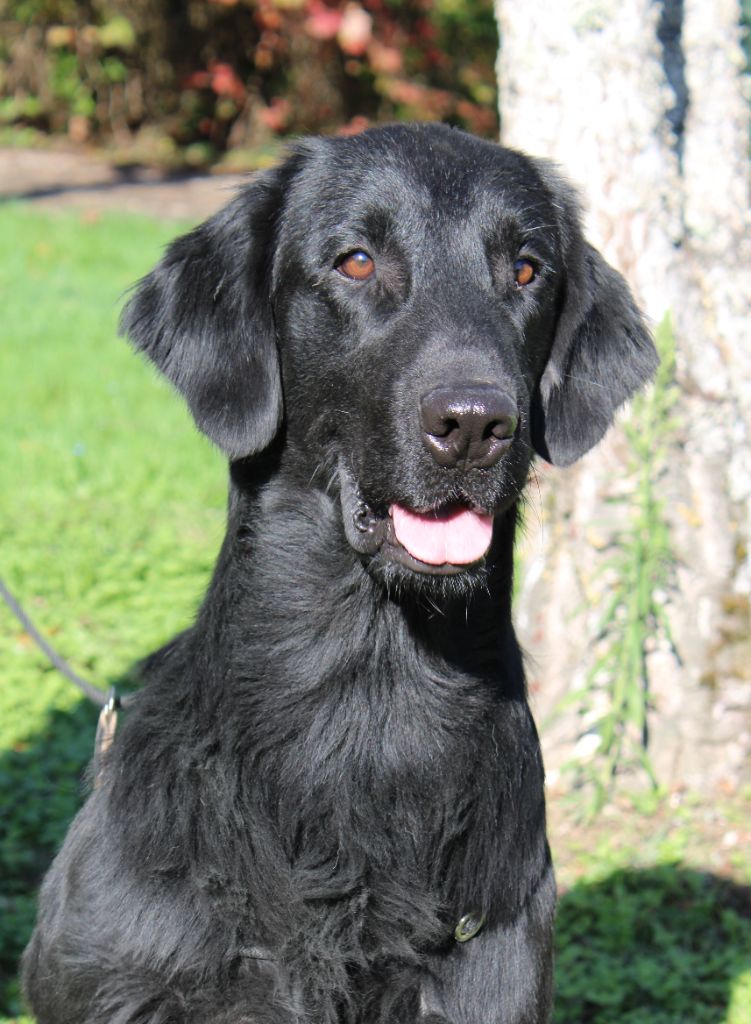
[{"left": 494, "top": 0, "right": 751, "bottom": 793}]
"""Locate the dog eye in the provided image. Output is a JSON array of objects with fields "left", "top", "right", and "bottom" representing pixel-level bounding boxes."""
[
  {"left": 336, "top": 250, "right": 375, "bottom": 281},
  {"left": 514, "top": 259, "right": 536, "bottom": 287}
]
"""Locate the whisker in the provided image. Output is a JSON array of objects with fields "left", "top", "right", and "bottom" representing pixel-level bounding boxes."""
[{"left": 562, "top": 373, "right": 609, "bottom": 391}]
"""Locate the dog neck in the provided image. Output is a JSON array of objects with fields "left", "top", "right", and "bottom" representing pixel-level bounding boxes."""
[
  {"left": 204, "top": 456, "right": 523, "bottom": 698},
  {"left": 108, "top": 456, "right": 544, "bottom": 929}
]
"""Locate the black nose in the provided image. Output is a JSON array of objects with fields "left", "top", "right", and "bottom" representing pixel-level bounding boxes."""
[{"left": 420, "top": 383, "right": 518, "bottom": 469}]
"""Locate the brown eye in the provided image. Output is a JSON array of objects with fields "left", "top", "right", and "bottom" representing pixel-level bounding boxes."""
[
  {"left": 337, "top": 250, "right": 375, "bottom": 281},
  {"left": 514, "top": 258, "right": 536, "bottom": 287}
]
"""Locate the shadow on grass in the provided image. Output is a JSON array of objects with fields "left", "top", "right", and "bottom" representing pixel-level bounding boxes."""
[
  {"left": 0, "top": 163, "right": 214, "bottom": 206},
  {"left": 554, "top": 865, "right": 751, "bottom": 1024},
  {"left": 0, "top": 695, "right": 97, "bottom": 1015},
  {"left": 1, "top": 703, "right": 750, "bottom": 1022},
  {"left": 0, "top": 673, "right": 138, "bottom": 1019}
]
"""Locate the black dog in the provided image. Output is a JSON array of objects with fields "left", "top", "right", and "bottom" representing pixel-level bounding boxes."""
[{"left": 23, "top": 123, "right": 656, "bottom": 1024}]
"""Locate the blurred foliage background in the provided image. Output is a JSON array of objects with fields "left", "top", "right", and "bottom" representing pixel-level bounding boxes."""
[{"left": 0, "top": 0, "right": 499, "bottom": 166}]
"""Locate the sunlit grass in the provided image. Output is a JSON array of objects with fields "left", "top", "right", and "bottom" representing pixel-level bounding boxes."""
[
  {"left": 0, "top": 204, "right": 226, "bottom": 705},
  {"left": 0, "top": 203, "right": 225, "bottom": 1016}
]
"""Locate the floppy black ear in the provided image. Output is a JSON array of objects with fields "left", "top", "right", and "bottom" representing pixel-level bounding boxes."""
[
  {"left": 530, "top": 176, "right": 658, "bottom": 467},
  {"left": 120, "top": 166, "right": 292, "bottom": 459}
]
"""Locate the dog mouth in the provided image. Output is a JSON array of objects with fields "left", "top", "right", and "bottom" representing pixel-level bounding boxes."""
[
  {"left": 340, "top": 467, "right": 494, "bottom": 576},
  {"left": 389, "top": 503, "right": 493, "bottom": 568}
]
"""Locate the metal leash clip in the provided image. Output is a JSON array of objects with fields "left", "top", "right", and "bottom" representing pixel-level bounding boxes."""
[{"left": 94, "top": 688, "right": 120, "bottom": 787}]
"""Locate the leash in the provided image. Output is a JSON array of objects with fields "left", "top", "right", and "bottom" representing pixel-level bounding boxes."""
[
  {"left": 1, "top": 577, "right": 115, "bottom": 707},
  {"left": 0, "top": 576, "right": 134, "bottom": 776}
]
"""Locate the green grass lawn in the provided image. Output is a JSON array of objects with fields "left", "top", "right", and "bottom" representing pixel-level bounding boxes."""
[
  {"left": 0, "top": 203, "right": 226, "bottom": 1018},
  {"left": 0, "top": 202, "right": 749, "bottom": 1023}
]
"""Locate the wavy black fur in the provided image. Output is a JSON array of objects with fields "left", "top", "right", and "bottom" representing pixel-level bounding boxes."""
[{"left": 23, "top": 123, "right": 656, "bottom": 1024}]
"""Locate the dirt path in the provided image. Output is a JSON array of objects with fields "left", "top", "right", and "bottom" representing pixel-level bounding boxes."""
[{"left": 0, "top": 146, "right": 249, "bottom": 219}]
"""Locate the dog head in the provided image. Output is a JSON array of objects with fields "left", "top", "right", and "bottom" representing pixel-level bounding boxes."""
[{"left": 121, "top": 124, "right": 657, "bottom": 591}]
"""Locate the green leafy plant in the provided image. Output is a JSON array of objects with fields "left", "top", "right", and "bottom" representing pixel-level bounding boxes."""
[{"left": 560, "top": 317, "right": 680, "bottom": 810}]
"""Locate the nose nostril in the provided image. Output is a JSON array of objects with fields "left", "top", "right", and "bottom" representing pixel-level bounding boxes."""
[
  {"left": 420, "top": 383, "right": 518, "bottom": 470},
  {"left": 431, "top": 417, "right": 459, "bottom": 439},
  {"left": 487, "top": 415, "right": 518, "bottom": 441}
]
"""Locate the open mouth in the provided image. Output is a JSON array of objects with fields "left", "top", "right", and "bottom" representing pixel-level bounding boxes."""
[
  {"left": 389, "top": 503, "right": 493, "bottom": 569},
  {"left": 340, "top": 467, "right": 494, "bottom": 576}
]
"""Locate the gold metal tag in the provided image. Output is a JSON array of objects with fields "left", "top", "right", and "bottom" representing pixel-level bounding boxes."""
[{"left": 454, "top": 909, "right": 486, "bottom": 943}]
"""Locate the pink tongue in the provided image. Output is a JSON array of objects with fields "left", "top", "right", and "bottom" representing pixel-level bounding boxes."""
[{"left": 390, "top": 505, "right": 493, "bottom": 566}]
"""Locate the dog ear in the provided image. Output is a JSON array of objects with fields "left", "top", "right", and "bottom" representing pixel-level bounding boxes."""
[
  {"left": 530, "top": 169, "right": 658, "bottom": 468},
  {"left": 120, "top": 165, "right": 295, "bottom": 459}
]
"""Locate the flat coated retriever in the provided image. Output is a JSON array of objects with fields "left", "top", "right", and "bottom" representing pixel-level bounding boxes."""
[{"left": 23, "top": 123, "right": 657, "bottom": 1024}]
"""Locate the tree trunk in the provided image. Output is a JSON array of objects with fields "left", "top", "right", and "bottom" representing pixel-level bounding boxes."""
[{"left": 495, "top": 0, "right": 751, "bottom": 795}]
